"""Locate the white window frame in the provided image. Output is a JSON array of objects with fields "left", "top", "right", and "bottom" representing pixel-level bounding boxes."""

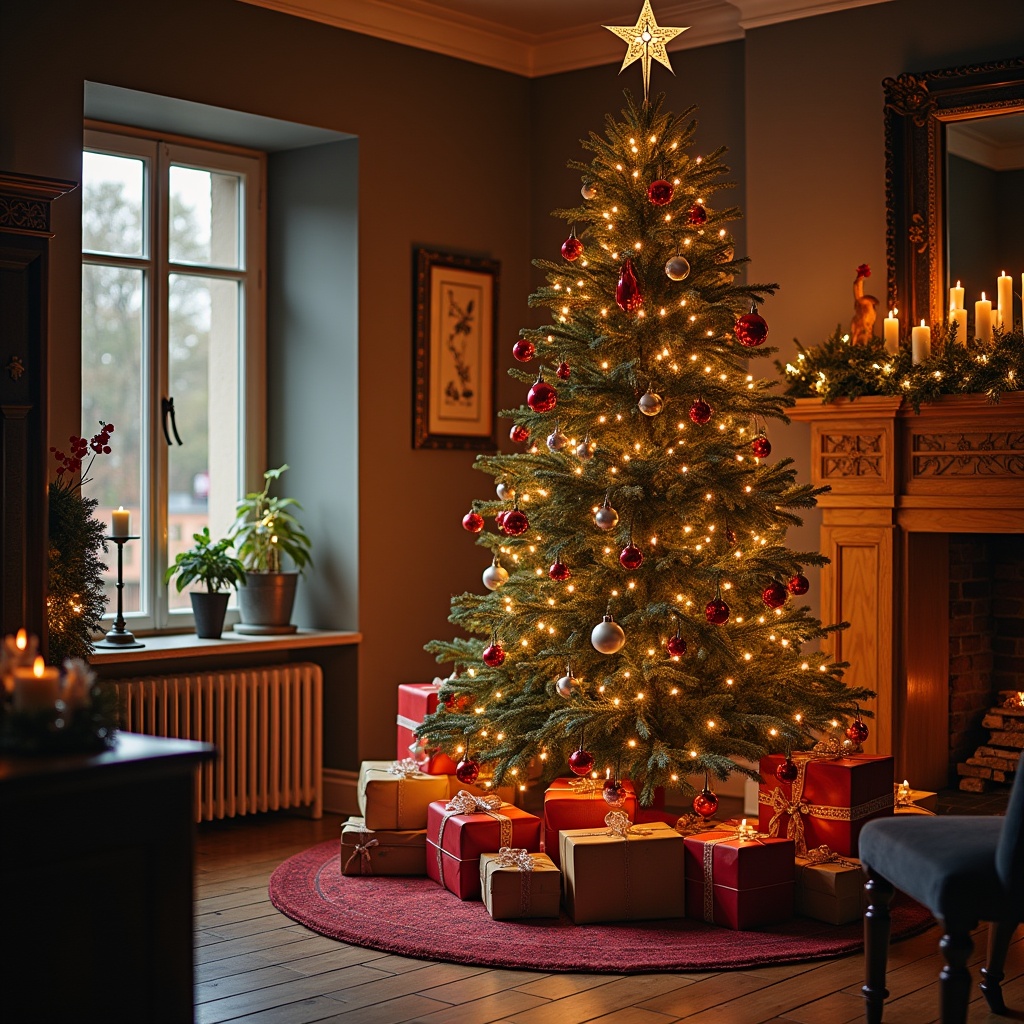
[{"left": 83, "top": 122, "right": 266, "bottom": 633}]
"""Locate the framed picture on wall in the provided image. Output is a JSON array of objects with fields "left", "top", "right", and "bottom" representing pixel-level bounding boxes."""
[{"left": 413, "top": 248, "right": 499, "bottom": 450}]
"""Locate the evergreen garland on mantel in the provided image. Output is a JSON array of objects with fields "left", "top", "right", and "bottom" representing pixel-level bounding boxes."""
[{"left": 777, "top": 327, "right": 1024, "bottom": 411}]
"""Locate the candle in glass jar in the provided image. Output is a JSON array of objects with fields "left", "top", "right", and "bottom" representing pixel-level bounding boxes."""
[
  {"left": 111, "top": 506, "right": 130, "bottom": 537},
  {"left": 949, "top": 279, "right": 964, "bottom": 311},
  {"left": 883, "top": 308, "right": 899, "bottom": 355},
  {"left": 911, "top": 320, "right": 931, "bottom": 364},
  {"left": 950, "top": 304, "right": 968, "bottom": 347},
  {"left": 13, "top": 656, "right": 60, "bottom": 713},
  {"left": 976, "top": 293, "right": 993, "bottom": 344},
  {"left": 997, "top": 271, "right": 1012, "bottom": 330}
]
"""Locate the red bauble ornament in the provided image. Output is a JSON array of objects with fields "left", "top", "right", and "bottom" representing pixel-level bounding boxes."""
[
  {"left": 788, "top": 573, "right": 810, "bottom": 596},
  {"left": 495, "top": 510, "right": 509, "bottom": 534},
  {"left": 443, "top": 692, "right": 471, "bottom": 712},
  {"left": 455, "top": 757, "right": 480, "bottom": 784},
  {"left": 693, "top": 788, "right": 719, "bottom": 818},
  {"left": 510, "top": 424, "right": 529, "bottom": 443},
  {"left": 667, "top": 632, "right": 688, "bottom": 657},
  {"left": 527, "top": 378, "right": 557, "bottom": 413},
  {"left": 688, "top": 203, "right": 708, "bottom": 226},
  {"left": 503, "top": 509, "right": 529, "bottom": 536},
  {"left": 751, "top": 434, "right": 772, "bottom": 458},
  {"left": 561, "top": 234, "right": 584, "bottom": 261},
  {"left": 568, "top": 748, "right": 595, "bottom": 776},
  {"left": 512, "top": 339, "right": 535, "bottom": 362},
  {"left": 689, "top": 399, "right": 713, "bottom": 425},
  {"left": 735, "top": 311, "right": 769, "bottom": 347},
  {"left": 482, "top": 642, "right": 505, "bottom": 667},
  {"left": 705, "top": 597, "right": 730, "bottom": 625},
  {"left": 615, "top": 258, "right": 643, "bottom": 312},
  {"left": 556, "top": 361, "right": 571, "bottom": 380},
  {"left": 619, "top": 544, "right": 644, "bottom": 570},
  {"left": 647, "top": 179, "right": 674, "bottom": 205},
  {"left": 775, "top": 757, "right": 799, "bottom": 783},
  {"left": 462, "top": 511, "right": 484, "bottom": 533},
  {"left": 762, "top": 581, "right": 789, "bottom": 609},
  {"left": 846, "top": 719, "right": 870, "bottom": 743},
  {"left": 549, "top": 560, "right": 571, "bottom": 582}
]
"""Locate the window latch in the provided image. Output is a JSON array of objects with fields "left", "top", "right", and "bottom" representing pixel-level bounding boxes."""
[{"left": 161, "top": 396, "right": 183, "bottom": 446}]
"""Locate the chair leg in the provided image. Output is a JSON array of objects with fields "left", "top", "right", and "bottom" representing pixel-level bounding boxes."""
[
  {"left": 939, "top": 926, "right": 974, "bottom": 1024},
  {"left": 979, "top": 918, "right": 1016, "bottom": 1014},
  {"left": 862, "top": 872, "right": 894, "bottom": 1024}
]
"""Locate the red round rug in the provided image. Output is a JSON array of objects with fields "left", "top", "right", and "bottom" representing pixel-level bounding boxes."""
[{"left": 268, "top": 840, "right": 934, "bottom": 973}]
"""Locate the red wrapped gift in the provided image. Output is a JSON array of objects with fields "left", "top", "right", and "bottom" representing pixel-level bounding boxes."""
[
  {"left": 758, "top": 751, "right": 894, "bottom": 857},
  {"left": 426, "top": 789, "right": 542, "bottom": 900},
  {"left": 396, "top": 682, "right": 458, "bottom": 775},
  {"left": 543, "top": 777, "right": 637, "bottom": 867},
  {"left": 684, "top": 827, "right": 795, "bottom": 929}
]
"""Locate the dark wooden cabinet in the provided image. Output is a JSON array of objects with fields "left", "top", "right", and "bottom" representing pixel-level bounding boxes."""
[{"left": 0, "top": 733, "right": 214, "bottom": 1023}]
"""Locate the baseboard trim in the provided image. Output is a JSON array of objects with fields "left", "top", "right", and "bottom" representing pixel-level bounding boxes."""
[{"left": 323, "top": 768, "right": 360, "bottom": 816}]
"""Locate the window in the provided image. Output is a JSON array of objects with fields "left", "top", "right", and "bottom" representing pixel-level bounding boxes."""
[{"left": 82, "top": 125, "right": 265, "bottom": 631}]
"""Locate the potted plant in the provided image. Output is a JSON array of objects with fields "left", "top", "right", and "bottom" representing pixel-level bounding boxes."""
[
  {"left": 164, "top": 527, "right": 247, "bottom": 639},
  {"left": 228, "top": 465, "right": 313, "bottom": 635}
]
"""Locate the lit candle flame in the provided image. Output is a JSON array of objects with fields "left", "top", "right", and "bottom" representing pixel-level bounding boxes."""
[
  {"left": 15, "top": 629, "right": 26, "bottom": 651},
  {"left": 32, "top": 656, "right": 44, "bottom": 678}
]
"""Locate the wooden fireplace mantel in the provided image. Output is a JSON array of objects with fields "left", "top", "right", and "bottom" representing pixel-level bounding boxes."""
[{"left": 788, "top": 392, "right": 1024, "bottom": 788}]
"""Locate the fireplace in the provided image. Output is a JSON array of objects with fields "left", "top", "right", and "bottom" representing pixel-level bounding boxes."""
[{"left": 789, "top": 393, "right": 1024, "bottom": 791}]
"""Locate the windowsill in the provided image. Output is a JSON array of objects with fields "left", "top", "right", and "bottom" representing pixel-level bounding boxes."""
[{"left": 88, "top": 628, "right": 361, "bottom": 667}]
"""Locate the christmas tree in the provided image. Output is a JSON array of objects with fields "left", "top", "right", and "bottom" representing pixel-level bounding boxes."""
[{"left": 421, "top": 13, "right": 872, "bottom": 809}]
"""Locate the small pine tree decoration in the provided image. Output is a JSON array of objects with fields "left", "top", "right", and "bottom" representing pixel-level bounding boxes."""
[{"left": 421, "top": 91, "right": 872, "bottom": 806}]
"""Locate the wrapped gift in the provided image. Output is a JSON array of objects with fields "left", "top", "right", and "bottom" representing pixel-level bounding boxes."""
[
  {"left": 560, "top": 814, "right": 686, "bottom": 924},
  {"left": 445, "top": 775, "right": 518, "bottom": 806},
  {"left": 683, "top": 826, "right": 795, "bottom": 930},
  {"left": 480, "top": 848, "right": 561, "bottom": 920},
  {"left": 396, "top": 681, "right": 458, "bottom": 775},
  {"left": 543, "top": 777, "right": 637, "bottom": 867},
  {"left": 795, "top": 845, "right": 864, "bottom": 924},
  {"left": 758, "top": 751, "right": 894, "bottom": 857},
  {"left": 427, "top": 789, "right": 542, "bottom": 900},
  {"left": 357, "top": 759, "right": 451, "bottom": 831},
  {"left": 895, "top": 781, "right": 937, "bottom": 813},
  {"left": 340, "top": 816, "right": 427, "bottom": 877}
]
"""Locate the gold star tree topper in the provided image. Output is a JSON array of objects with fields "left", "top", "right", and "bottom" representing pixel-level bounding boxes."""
[{"left": 604, "top": 1, "right": 688, "bottom": 101}]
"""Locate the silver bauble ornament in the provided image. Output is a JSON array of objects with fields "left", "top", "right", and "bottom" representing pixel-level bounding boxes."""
[
  {"left": 581, "top": 183, "right": 597, "bottom": 200},
  {"left": 638, "top": 388, "right": 663, "bottom": 417},
  {"left": 576, "top": 436, "right": 595, "bottom": 461},
  {"left": 665, "top": 255, "right": 691, "bottom": 282},
  {"left": 555, "top": 668, "right": 580, "bottom": 699},
  {"left": 591, "top": 614, "right": 626, "bottom": 654},
  {"left": 482, "top": 561, "right": 509, "bottom": 591},
  {"left": 496, "top": 482, "right": 515, "bottom": 501},
  {"left": 595, "top": 500, "right": 619, "bottom": 531},
  {"left": 546, "top": 425, "right": 569, "bottom": 452}
]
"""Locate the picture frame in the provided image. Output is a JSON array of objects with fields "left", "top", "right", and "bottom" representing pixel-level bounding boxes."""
[{"left": 413, "top": 248, "right": 499, "bottom": 450}]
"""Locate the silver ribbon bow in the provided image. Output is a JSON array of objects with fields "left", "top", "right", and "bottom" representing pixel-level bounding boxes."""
[
  {"left": 446, "top": 788, "right": 504, "bottom": 814},
  {"left": 494, "top": 846, "right": 534, "bottom": 871},
  {"left": 604, "top": 810, "right": 634, "bottom": 837},
  {"left": 388, "top": 757, "right": 422, "bottom": 777},
  {"left": 344, "top": 834, "right": 379, "bottom": 875}
]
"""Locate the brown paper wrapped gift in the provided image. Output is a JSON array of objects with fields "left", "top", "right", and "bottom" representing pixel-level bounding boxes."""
[
  {"left": 357, "top": 759, "right": 450, "bottom": 831},
  {"left": 480, "top": 849, "right": 561, "bottom": 920},
  {"left": 795, "top": 845, "right": 865, "bottom": 924},
  {"left": 340, "top": 817, "right": 427, "bottom": 877},
  {"left": 559, "top": 814, "right": 685, "bottom": 924}
]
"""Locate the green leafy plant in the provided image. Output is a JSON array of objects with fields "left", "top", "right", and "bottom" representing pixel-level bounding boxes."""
[
  {"left": 229, "top": 465, "right": 313, "bottom": 574},
  {"left": 164, "top": 527, "right": 246, "bottom": 594}
]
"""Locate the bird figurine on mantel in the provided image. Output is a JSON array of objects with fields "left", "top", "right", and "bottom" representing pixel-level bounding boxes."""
[{"left": 850, "top": 262, "right": 879, "bottom": 344}]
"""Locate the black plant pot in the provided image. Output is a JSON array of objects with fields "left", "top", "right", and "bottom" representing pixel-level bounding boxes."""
[
  {"left": 235, "top": 571, "right": 299, "bottom": 635},
  {"left": 190, "top": 591, "right": 231, "bottom": 639}
]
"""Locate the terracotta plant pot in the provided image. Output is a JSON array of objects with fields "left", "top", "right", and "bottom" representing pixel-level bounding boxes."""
[
  {"left": 236, "top": 571, "right": 299, "bottom": 635},
  {"left": 190, "top": 592, "right": 230, "bottom": 640}
]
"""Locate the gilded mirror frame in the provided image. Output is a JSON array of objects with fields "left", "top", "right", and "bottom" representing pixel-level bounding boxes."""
[{"left": 884, "top": 57, "right": 1024, "bottom": 326}]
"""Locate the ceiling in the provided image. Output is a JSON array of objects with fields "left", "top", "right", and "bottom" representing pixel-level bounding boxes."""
[{"left": 237, "top": 0, "right": 893, "bottom": 77}]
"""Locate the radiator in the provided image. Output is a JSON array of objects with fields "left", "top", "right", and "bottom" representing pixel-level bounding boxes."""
[{"left": 113, "top": 663, "right": 323, "bottom": 822}]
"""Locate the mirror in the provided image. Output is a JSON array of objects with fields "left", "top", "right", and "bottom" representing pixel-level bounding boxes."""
[{"left": 884, "top": 58, "right": 1024, "bottom": 329}]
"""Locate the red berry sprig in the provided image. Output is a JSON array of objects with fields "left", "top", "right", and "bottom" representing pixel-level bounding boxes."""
[{"left": 51, "top": 421, "right": 115, "bottom": 483}]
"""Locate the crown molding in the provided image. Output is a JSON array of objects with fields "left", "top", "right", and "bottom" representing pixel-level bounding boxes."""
[{"left": 237, "top": 0, "right": 891, "bottom": 77}]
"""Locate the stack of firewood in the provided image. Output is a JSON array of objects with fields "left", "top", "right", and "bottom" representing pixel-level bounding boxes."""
[{"left": 957, "top": 691, "right": 1023, "bottom": 792}]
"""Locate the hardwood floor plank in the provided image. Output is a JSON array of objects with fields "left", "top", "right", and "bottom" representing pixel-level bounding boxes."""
[
  {"left": 197, "top": 902, "right": 285, "bottom": 928},
  {"left": 324, "top": 962, "right": 490, "bottom": 1010},
  {"left": 195, "top": 928, "right": 337, "bottom": 966},
  {"left": 636, "top": 973, "right": 764, "bottom": 1017},
  {"left": 274, "top": 993, "right": 452, "bottom": 1024},
  {"left": 353, "top": 953, "right": 444, "bottom": 975},
  {"left": 195, "top": 965, "right": 307, "bottom": 1004},
  {"left": 198, "top": 888, "right": 281, "bottom": 915},
  {"left": 206, "top": 914, "right": 304, "bottom": 941},
  {"left": 394, "top": 989, "right": 551, "bottom": 1024},
  {"left": 776, "top": 990, "right": 863, "bottom": 1024},
  {"left": 503, "top": 974, "right": 694, "bottom": 1024},
  {"left": 577, "top": 1007, "right": 678, "bottom": 1024},
  {"left": 247, "top": 936, "right": 384, "bottom": 968},
  {"left": 512, "top": 975, "right": 624, "bottom": 1000},
  {"left": 197, "top": 952, "right": 313, "bottom": 985},
  {"left": 263, "top": 946, "right": 398, "bottom": 977},
  {"left": 425, "top": 968, "right": 552, "bottom": 1005}
]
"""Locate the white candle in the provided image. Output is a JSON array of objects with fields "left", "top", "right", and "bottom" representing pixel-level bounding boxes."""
[
  {"left": 883, "top": 308, "right": 899, "bottom": 355},
  {"left": 997, "top": 271, "right": 1012, "bottom": 331},
  {"left": 950, "top": 305, "right": 967, "bottom": 347},
  {"left": 13, "top": 656, "right": 60, "bottom": 713},
  {"left": 911, "top": 320, "right": 931, "bottom": 364},
  {"left": 112, "top": 506, "right": 130, "bottom": 537},
  {"left": 950, "top": 279, "right": 964, "bottom": 311},
  {"left": 976, "top": 293, "right": 993, "bottom": 344}
]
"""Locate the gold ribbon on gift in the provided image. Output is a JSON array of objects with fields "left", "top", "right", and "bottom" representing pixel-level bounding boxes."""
[
  {"left": 803, "top": 843, "right": 859, "bottom": 869},
  {"left": 435, "top": 789, "right": 512, "bottom": 890},
  {"left": 567, "top": 777, "right": 600, "bottom": 794},
  {"left": 758, "top": 752, "right": 893, "bottom": 855},
  {"left": 674, "top": 813, "right": 720, "bottom": 836},
  {"left": 494, "top": 846, "right": 534, "bottom": 915},
  {"left": 344, "top": 833, "right": 379, "bottom": 875}
]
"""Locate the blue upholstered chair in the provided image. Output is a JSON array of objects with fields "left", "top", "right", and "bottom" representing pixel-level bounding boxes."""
[{"left": 859, "top": 764, "right": 1024, "bottom": 1024}]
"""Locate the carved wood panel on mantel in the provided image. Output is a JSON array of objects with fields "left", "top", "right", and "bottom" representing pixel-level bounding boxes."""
[{"left": 789, "top": 393, "right": 1024, "bottom": 789}]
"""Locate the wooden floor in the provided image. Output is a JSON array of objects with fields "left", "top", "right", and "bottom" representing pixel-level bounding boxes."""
[{"left": 194, "top": 813, "right": 1024, "bottom": 1024}]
